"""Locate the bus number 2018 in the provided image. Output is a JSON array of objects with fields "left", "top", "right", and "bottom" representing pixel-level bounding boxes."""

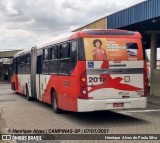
[{"left": 89, "top": 77, "right": 107, "bottom": 83}]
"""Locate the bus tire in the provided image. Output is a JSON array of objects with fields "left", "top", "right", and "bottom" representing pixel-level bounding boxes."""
[
  {"left": 13, "top": 83, "right": 16, "bottom": 91},
  {"left": 26, "top": 84, "right": 32, "bottom": 101},
  {"left": 52, "top": 91, "right": 61, "bottom": 113},
  {"left": 12, "top": 83, "right": 15, "bottom": 91}
]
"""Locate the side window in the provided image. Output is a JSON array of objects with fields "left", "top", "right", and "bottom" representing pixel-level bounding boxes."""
[
  {"left": 26, "top": 54, "right": 31, "bottom": 74},
  {"left": 70, "top": 41, "right": 77, "bottom": 73},
  {"left": 58, "top": 43, "right": 70, "bottom": 74},
  {"left": 60, "top": 43, "right": 70, "bottom": 58},
  {"left": 50, "top": 46, "right": 58, "bottom": 74},
  {"left": 19, "top": 56, "right": 26, "bottom": 74},
  {"left": 51, "top": 46, "right": 58, "bottom": 59},
  {"left": 43, "top": 48, "right": 49, "bottom": 60},
  {"left": 26, "top": 54, "right": 31, "bottom": 63},
  {"left": 42, "top": 48, "right": 49, "bottom": 74},
  {"left": 12, "top": 58, "right": 17, "bottom": 74},
  {"left": 17, "top": 57, "right": 20, "bottom": 73}
]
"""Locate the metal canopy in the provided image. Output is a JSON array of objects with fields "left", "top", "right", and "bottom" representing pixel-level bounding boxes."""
[
  {"left": 0, "top": 50, "right": 21, "bottom": 58},
  {"left": 107, "top": 0, "right": 160, "bottom": 29},
  {"left": 106, "top": 0, "right": 160, "bottom": 96}
]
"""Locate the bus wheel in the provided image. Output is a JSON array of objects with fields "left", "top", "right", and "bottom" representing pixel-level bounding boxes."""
[
  {"left": 52, "top": 91, "right": 61, "bottom": 113},
  {"left": 12, "top": 83, "right": 16, "bottom": 91},
  {"left": 13, "top": 83, "right": 16, "bottom": 91},
  {"left": 26, "top": 85, "right": 32, "bottom": 101}
]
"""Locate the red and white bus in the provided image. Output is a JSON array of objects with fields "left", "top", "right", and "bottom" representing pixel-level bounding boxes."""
[{"left": 11, "top": 29, "right": 148, "bottom": 113}]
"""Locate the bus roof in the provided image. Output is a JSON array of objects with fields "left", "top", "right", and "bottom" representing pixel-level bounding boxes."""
[
  {"left": 14, "top": 48, "right": 31, "bottom": 58},
  {"left": 14, "top": 29, "right": 141, "bottom": 58},
  {"left": 36, "top": 29, "right": 141, "bottom": 50}
]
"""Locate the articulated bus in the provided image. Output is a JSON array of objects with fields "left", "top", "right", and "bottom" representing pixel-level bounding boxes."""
[{"left": 11, "top": 29, "right": 148, "bottom": 113}]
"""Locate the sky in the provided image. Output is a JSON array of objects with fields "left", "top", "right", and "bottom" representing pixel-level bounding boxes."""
[{"left": 0, "top": 0, "right": 146, "bottom": 51}]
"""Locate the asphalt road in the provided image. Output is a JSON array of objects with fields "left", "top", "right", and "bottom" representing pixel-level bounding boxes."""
[{"left": 0, "top": 82, "right": 160, "bottom": 143}]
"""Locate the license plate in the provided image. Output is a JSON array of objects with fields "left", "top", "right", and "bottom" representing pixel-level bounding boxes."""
[{"left": 113, "top": 103, "right": 124, "bottom": 107}]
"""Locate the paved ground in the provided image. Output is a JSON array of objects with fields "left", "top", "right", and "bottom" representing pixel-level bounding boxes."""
[{"left": 0, "top": 82, "right": 160, "bottom": 143}]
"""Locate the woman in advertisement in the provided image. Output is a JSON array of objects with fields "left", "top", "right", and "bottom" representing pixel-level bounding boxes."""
[{"left": 92, "top": 39, "right": 107, "bottom": 60}]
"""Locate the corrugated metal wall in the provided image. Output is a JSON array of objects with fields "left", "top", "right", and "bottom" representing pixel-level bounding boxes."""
[
  {"left": 74, "top": 18, "right": 107, "bottom": 31},
  {"left": 107, "top": 0, "right": 160, "bottom": 28}
]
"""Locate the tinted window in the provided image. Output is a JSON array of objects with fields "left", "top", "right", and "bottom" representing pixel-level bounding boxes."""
[
  {"left": 58, "top": 43, "right": 70, "bottom": 74},
  {"left": 50, "top": 60, "right": 58, "bottom": 73},
  {"left": 51, "top": 46, "right": 58, "bottom": 59},
  {"left": 58, "top": 59, "right": 70, "bottom": 74},
  {"left": 25, "top": 64, "right": 30, "bottom": 74},
  {"left": 25, "top": 54, "right": 31, "bottom": 74},
  {"left": 71, "top": 41, "right": 77, "bottom": 62},
  {"left": 43, "top": 48, "right": 49, "bottom": 60},
  {"left": 20, "top": 65, "right": 26, "bottom": 73},
  {"left": 42, "top": 48, "right": 49, "bottom": 74},
  {"left": 42, "top": 61, "right": 49, "bottom": 74},
  {"left": 48, "top": 40, "right": 79, "bottom": 75},
  {"left": 12, "top": 58, "right": 18, "bottom": 74},
  {"left": 19, "top": 56, "right": 24, "bottom": 64},
  {"left": 60, "top": 43, "right": 70, "bottom": 58},
  {"left": 70, "top": 41, "right": 77, "bottom": 72},
  {"left": 126, "top": 43, "right": 138, "bottom": 58},
  {"left": 17, "top": 54, "right": 31, "bottom": 74},
  {"left": 26, "top": 54, "right": 31, "bottom": 63},
  {"left": 126, "top": 43, "right": 138, "bottom": 49}
]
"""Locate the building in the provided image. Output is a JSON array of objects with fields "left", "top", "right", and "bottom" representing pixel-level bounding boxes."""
[
  {"left": 0, "top": 50, "right": 21, "bottom": 81},
  {"left": 74, "top": 0, "right": 160, "bottom": 96}
]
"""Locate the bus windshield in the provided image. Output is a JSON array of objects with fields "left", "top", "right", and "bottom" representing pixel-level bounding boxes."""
[{"left": 83, "top": 38, "right": 143, "bottom": 61}]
